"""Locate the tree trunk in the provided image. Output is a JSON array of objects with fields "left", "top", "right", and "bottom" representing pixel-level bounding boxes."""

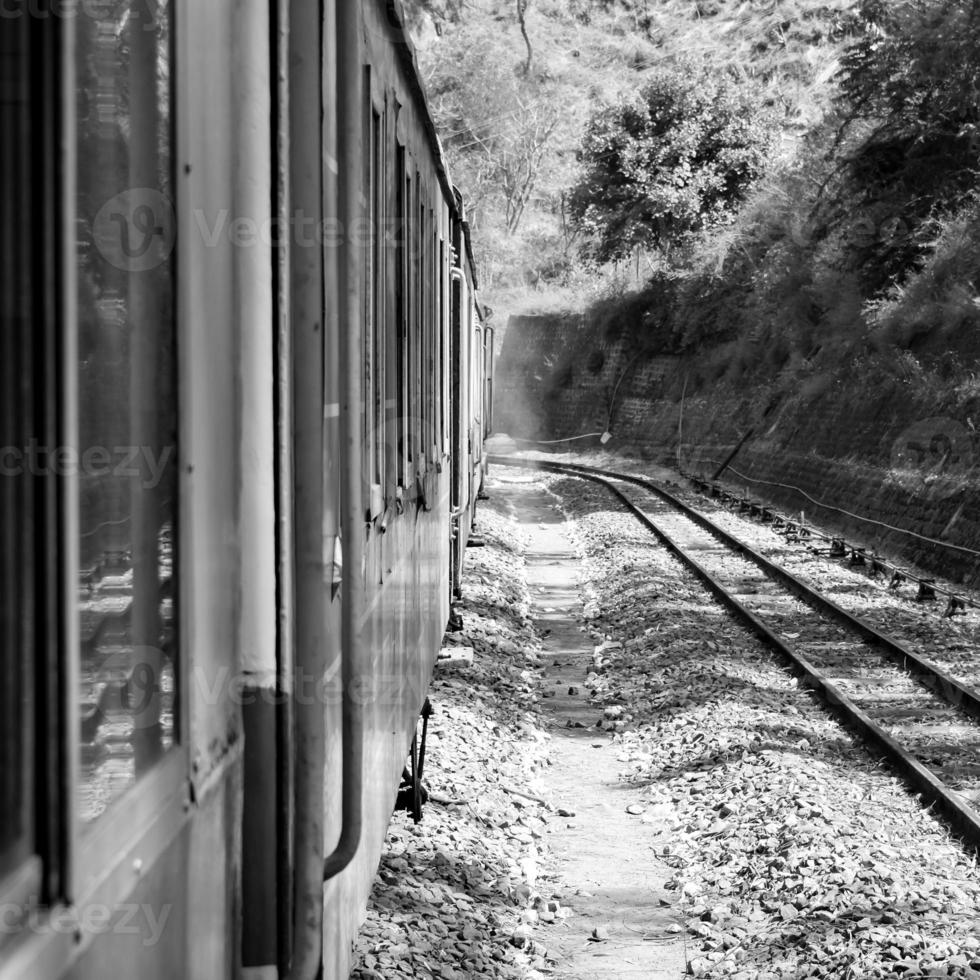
[{"left": 516, "top": 0, "right": 532, "bottom": 75}]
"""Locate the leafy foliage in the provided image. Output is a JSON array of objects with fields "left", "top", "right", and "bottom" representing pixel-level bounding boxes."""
[
  {"left": 866, "top": 196, "right": 980, "bottom": 349},
  {"left": 565, "top": 0, "right": 980, "bottom": 407},
  {"left": 816, "top": 0, "right": 980, "bottom": 282},
  {"left": 415, "top": 7, "right": 583, "bottom": 291},
  {"left": 410, "top": 0, "right": 980, "bottom": 405},
  {"left": 838, "top": 0, "right": 980, "bottom": 209},
  {"left": 569, "top": 68, "right": 775, "bottom": 263},
  {"left": 404, "top": 0, "right": 854, "bottom": 300}
]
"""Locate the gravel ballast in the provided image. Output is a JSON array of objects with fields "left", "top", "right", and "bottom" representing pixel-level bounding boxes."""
[
  {"left": 352, "top": 469, "right": 980, "bottom": 979},
  {"left": 350, "top": 494, "right": 555, "bottom": 980},
  {"left": 555, "top": 472, "right": 980, "bottom": 980}
]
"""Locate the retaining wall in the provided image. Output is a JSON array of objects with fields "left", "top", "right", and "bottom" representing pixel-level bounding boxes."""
[{"left": 495, "top": 314, "right": 980, "bottom": 586}]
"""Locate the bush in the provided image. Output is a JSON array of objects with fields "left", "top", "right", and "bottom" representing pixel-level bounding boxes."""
[
  {"left": 865, "top": 198, "right": 980, "bottom": 349},
  {"left": 569, "top": 65, "right": 776, "bottom": 263}
]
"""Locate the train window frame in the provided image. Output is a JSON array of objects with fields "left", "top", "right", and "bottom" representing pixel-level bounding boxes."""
[
  {"left": 430, "top": 221, "right": 438, "bottom": 462},
  {"left": 408, "top": 171, "right": 419, "bottom": 483},
  {"left": 0, "top": 4, "right": 191, "bottom": 963},
  {"left": 439, "top": 238, "right": 448, "bottom": 459},
  {"left": 68, "top": 0, "right": 190, "bottom": 913},
  {"left": 361, "top": 69, "right": 377, "bottom": 521},
  {"left": 393, "top": 141, "right": 408, "bottom": 494},
  {"left": 414, "top": 174, "right": 423, "bottom": 477},
  {"left": 0, "top": 8, "right": 57, "bottom": 926},
  {"left": 401, "top": 163, "right": 414, "bottom": 489},
  {"left": 424, "top": 210, "right": 434, "bottom": 464},
  {"left": 418, "top": 199, "right": 428, "bottom": 471},
  {"left": 371, "top": 99, "right": 385, "bottom": 507},
  {"left": 384, "top": 115, "right": 400, "bottom": 504}
]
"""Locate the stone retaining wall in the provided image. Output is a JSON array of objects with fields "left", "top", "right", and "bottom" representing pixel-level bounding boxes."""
[{"left": 496, "top": 314, "right": 980, "bottom": 586}]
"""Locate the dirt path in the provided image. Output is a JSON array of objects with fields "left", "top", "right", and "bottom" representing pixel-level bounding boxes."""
[{"left": 497, "top": 477, "right": 689, "bottom": 979}]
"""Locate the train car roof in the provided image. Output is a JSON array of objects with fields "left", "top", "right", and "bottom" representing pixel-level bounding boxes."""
[
  {"left": 384, "top": 0, "right": 480, "bottom": 290},
  {"left": 384, "top": 3, "right": 456, "bottom": 220}
]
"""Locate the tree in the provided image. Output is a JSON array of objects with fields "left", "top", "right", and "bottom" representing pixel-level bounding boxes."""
[
  {"left": 418, "top": 16, "right": 573, "bottom": 287},
  {"left": 800, "top": 0, "right": 980, "bottom": 286},
  {"left": 837, "top": 0, "right": 980, "bottom": 212},
  {"left": 568, "top": 67, "right": 775, "bottom": 264}
]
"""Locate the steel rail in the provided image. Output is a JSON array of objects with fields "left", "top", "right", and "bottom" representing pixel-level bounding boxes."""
[
  {"left": 494, "top": 455, "right": 980, "bottom": 722},
  {"left": 490, "top": 454, "right": 980, "bottom": 848}
]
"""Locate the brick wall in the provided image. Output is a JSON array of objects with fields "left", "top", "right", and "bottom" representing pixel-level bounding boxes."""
[{"left": 495, "top": 315, "right": 980, "bottom": 586}]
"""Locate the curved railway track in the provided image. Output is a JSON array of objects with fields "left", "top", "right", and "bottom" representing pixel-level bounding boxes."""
[{"left": 490, "top": 454, "right": 980, "bottom": 848}]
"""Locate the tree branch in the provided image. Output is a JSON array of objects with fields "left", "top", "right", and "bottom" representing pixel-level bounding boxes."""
[{"left": 516, "top": 0, "right": 532, "bottom": 76}]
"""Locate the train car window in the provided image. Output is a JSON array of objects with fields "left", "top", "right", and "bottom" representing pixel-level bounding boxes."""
[
  {"left": 425, "top": 218, "right": 434, "bottom": 458},
  {"left": 410, "top": 173, "right": 420, "bottom": 478},
  {"left": 394, "top": 146, "right": 407, "bottom": 487},
  {"left": 414, "top": 183, "right": 424, "bottom": 467},
  {"left": 75, "top": 0, "right": 178, "bottom": 823},
  {"left": 430, "top": 224, "right": 438, "bottom": 457},
  {"left": 0, "top": 12, "right": 37, "bottom": 883},
  {"left": 362, "top": 82, "right": 376, "bottom": 518},
  {"left": 408, "top": 175, "right": 418, "bottom": 478},
  {"left": 400, "top": 165, "right": 413, "bottom": 486},
  {"left": 439, "top": 240, "right": 447, "bottom": 454},
  {"left": 385, "top": 130, "right": 400, "bottom": 500},
  {"left": 372, "top": 107, "right": 385, "bottom": 497},
  {"left": 419, "top": 202, "right": 427, "bottom": 465}
]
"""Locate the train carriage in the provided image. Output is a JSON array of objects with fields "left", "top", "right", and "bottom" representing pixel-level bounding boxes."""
[{"left": 0, "top": 1, "right": 489, "bottom": 978}]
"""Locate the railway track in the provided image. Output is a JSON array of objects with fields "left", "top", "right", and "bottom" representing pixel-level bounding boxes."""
[{"left": 490, "top": 454, "right": 980, "bottom": 848}]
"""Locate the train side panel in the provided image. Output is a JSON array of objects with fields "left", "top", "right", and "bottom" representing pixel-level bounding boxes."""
[
  {"left": 0, "top": 2, "right": 491, "bottom": 978},
  {"left": 320, "top": 4, "right": 454, "bottom": 976},
  {"left": 0, "top": 1, "right": 269, "bottom": 977},
  {"left": 74, "top": 0, "right": 273, "bottom": 976}
]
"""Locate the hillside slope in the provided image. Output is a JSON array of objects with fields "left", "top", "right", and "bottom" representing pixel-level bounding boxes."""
[
  {"left": 403, "top": 0, "right": 855, "bottom": 303},
  {"left": 480, "top": 0, "right": 980, "bottom": 584}
]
